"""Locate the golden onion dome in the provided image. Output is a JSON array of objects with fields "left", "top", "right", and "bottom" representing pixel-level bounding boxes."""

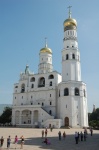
[
  {"left": 40, "top": 47, "right": 52, "bottom": 54},
  {"left": 40, "top": 40, "right": 52, "bottom": 54},
  {"left": 63, "top": 6, "right": 77, "bottom": 31},
  {"left": 64, "top": 18, "right": 77, "bottom": 28}
]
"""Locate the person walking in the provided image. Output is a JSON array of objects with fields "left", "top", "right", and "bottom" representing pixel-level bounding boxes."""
[
  {"left": 14, "top": 135, "right": 18, "bottom": 149},
  {"left": 84, "top": 132, "right": 86, "bottom": 141},
  {"left": 63, "top": 131, "right": 66, "bottom": 140},
  {"left": 78, "top": 132, "right": 80, "bottom": 141},
  {"left": 45, "top": 129, "right": 48, "bottom": 137},
  {"left": 20, "top": 135, "right": 25, "bottom": 149},
  {"left": 75, "top": 132, "right": 78, "bottom": 144},
  {"left": 0, "top": 136, "right": 4, "bottom": 147},
  {"left": 58, "top": 131, "right": 61, "bottom": 140},
  {"left": 7, "top": 136, "right": 11, "bottom": 149},
  {"left": 80, "top": 131, "right": 83, "bottom": 141},
  {"left": 90, "top": 128, "right": 93, "bottom": 136},
  {"left": 42, "top": 130, "right": 44, "bottom": 138}
]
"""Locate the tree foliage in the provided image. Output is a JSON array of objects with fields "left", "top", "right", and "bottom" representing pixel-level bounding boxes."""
[
  {"left": 89, "top": 108, "right": 99, "bottom": 128},
  {"left": 0, "top": 107, "right": 12, "bottom": 124}
]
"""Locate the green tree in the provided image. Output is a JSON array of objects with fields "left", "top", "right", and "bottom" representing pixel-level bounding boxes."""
[
  {"left": 0, "top": 107, "right": 12, "bottom": 124},
  {"left": 89, "top": 108, "right": 99, "bottom": 128},
  {"left": 89, "top": 108, "right": 99, "bottom": 121}
]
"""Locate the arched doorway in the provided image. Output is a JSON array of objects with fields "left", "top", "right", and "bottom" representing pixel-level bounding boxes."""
[
  {"left": 64, "top": 117, "right": 69, "bottom": 126},
  {"left": 21, "top": 110, "right": 31, "bottom": 124}
]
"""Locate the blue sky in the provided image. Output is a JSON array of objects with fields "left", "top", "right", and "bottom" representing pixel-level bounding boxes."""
[{"left": 0, "top": 0, "right": 99, "bottom": 112}]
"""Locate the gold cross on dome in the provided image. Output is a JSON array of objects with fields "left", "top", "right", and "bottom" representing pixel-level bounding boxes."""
[{"left": 67, "top": 6, "right": 72, "bottom": 18}]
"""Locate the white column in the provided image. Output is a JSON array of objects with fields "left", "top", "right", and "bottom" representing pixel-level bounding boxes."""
[
  {"left": 31, "top": 111, "right": 34, "bottom": 125},
  {"left": 19, "top": 111, "right": 22, "bottom": 125},
  {"left": 12, "top": 109, "right": 15, "bottom": 125}
]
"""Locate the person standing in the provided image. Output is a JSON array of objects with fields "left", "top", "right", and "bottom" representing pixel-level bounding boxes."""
[
  {"left": 84, "top": 132, "right": 86, "bottom": 141},
  {"left": 45, "top": 129, "right": 48, "bottom": 137},
  {"left": 42, "top": 130, "right": 44, "bottom": 138},
  {"left": 20, "top": 135, "right": 24, "bottom": 149},
  {"left": 58, "top": 131, "right": 61, "bottom": 140},
  {"left": 78, "top": 132, "right": 80, "bottom": 141},
  {"left": 75, "top": 132, "right": 78, "bottom": 144},
  {"left": 1, "top": 136, "right": 4, "bottom": 147},
  {"left": 7, "top": 136, "right": 11, "bottom": 149},
  {"left": 90, "top": 128, "right": 93, "bottom": 136},
  {"left": 63, "top": 131, "right": 66, "bottom": 140},
  {"left": 80, "top": 131, "right": 83, "bottom": 141},
  {"left": 14, "top": 135, "right": 18, "bottom": 149}
]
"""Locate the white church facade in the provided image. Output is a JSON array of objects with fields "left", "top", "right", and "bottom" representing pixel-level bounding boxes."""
[{"left": 12, "top": 8, "right": 88, "bottom": 128}]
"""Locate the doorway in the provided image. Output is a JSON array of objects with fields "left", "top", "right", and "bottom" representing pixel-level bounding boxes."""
[{"left": 64, "top": 117, "right": 69, "bottom": 126}]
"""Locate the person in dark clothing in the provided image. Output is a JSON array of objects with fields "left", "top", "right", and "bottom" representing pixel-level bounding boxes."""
[
  {"left": 1, "top": 136, "right": 4, "bottom": 147},
  {"left": 84, "top": 132, "right": 86, "bottom": 141},
  {"left": 90, "top": 128, "right": 93, "bottom": 136},
  {"left": 58, "top": 131, "right": 61, "bottom": 140},
  {"left": 80, "top": 131, "right": 83, "bottom": 141},
  {"left": 7, "top": 136, "right": 11, "bottom": 149}
]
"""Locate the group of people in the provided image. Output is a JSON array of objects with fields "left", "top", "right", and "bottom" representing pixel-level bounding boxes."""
[
  {"left": 75, "top": 128, "right": 93, "bottom": 144},
  {"left": 0, "top": 135, "right": 25, "bottom": 149},
  {"left": 58, "top": 131, "right": 66, "bottom": 140},
  {"left": 42, "top": 127, "right": 93, "bottom": 146},
  {"left": 41, "top": 128, "right": 48, "bottom": 138},
  {"left": 42, "top": 128, "right": 67, "bottom": 145}
]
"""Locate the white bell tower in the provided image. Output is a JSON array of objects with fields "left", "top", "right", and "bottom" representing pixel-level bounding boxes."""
[
  {"left": 38, "top": 38, "right": 53, "bottom": 74},
  {"left": 62, "top": 6, "right": 81, "bottom": 82},
  {"left": 57, "top": 7, "right": 88, "bottom": 128}
]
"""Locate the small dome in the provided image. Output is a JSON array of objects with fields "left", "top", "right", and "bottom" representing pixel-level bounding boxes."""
[
  {"left": 40, "top": 38, "right": 52, "bottom": 54},
  {"left": 40, "top": 47, "right": 52, "bottom": 54},
  {"left": 40, "top": 39, "right": 52, "bottom": 54}
]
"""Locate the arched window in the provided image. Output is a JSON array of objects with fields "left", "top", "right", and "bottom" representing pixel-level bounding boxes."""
[
  {"left": 75, "top": 88, "right": 79, "bottom": 96},
  {"left": 50, "top": 101, "right": 52, "bottom": 105},
  {"left": 83, "top": 89, "right": 86, "bottom": 97},
  {"left": 15, "top": 86, "right": 18, "bottom": 88},
  {"left": 66, "top": 54, "right": 69, "bottom": 60},
  {"left": 38, "top": 77, "right": 45, "bottom": 87},
  {"left": 30, "top": 77, "right": 35, "bottom": 82},
  {"left": 42, "top": 102, "right": 44, "bottom": 106},
  {"left": 49, "top": 81, "right": 52, "bottom": 86},
  {"left": 72, "top": 54, "right": 75, "bottom": 59},
  {"left": 48, "top": 74, "right": 54, "bottom": 79},
  {"left": 31, "top": 84, "right": 34, "bottom": 88},
  {"left": 49, "top": 110, "right": 52, "bottom": 115},
  {"left": 64, "top": 88, "right": 69, "bottom": 96},
  {"left": 21, "top": 84, "right": 25, "bottom": 93}
]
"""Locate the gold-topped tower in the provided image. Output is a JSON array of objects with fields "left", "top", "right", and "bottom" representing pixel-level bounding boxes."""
[
  {"left": 63, "top": 6, "right": 77, "bottom": 31},
  {"left": 40, "top": 38, "right": 52, "bottom": 54}
]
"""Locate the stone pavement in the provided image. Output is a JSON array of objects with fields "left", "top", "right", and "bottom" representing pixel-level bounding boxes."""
[{"left": 0, "top": 128, "right": 99, "bottom": 150}]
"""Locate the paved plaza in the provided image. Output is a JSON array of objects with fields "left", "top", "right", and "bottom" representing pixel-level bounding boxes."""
[{"left": 0, "top": 127, "right": 99, "bottom": 150}]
